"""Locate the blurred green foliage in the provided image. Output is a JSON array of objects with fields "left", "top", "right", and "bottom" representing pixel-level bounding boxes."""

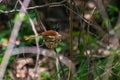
[
  {"left": 0, "top": 5, "right": 7, "bottom": 11},
  {"left": 40, "top": 72, "right": 51, "bottom": 79}
]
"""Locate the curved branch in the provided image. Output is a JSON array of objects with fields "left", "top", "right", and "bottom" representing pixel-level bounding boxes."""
[{"left": 12, "top": 47, "right": 76, "bottom": 74}]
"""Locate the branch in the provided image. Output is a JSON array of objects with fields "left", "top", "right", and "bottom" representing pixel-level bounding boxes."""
[
  {"left": 94, "top": 0, "right": 112, "bottom": 30},
  {"left": 68, "top": 0, "right": 73, "bottom": 59},
  {"left": 0, "top": 0, "right": 66, "bottom": 14},
  {"left": 0, "top": 0, "right": 31, "bottom": 79},
  {"left": 0, "top": 0, "right": 2, "bottom": 3},
  {"left": 11, "top": 47, "right": 76, "bottom": 74}
]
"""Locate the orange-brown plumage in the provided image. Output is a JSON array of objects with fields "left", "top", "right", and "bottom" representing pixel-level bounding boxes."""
[{"left": 40, "top": 30, "right": 59, "bottom": 36}]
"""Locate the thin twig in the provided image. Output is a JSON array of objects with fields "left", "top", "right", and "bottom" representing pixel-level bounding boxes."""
[
  {"left": 88, "top": 7, "right": 102, "bottom": 80},
  {"left": 69, "top": 0, "right": 73, "bottom": 59},
  {"left": 90, "top": 7, "right": 96, "bottom": 18},
  {"left": 63, "top": 5, "right": 89, "bottom": 24},
  {"left": 56, "top": 57, "right": 61, "bottom": 80},
  {"left": 54, "top": 49, "right": 66, "bottom": 80},
  {"left": 18, "top": 0, "right": 41, "bottom": 78},
  {"left": 34, "top": 9, "right": 46, "bottom": 32}
]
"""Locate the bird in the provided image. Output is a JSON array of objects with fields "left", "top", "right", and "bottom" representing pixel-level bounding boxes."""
[
  {"left": 24, "top": 30, "right": 62, "bottom": 48},
  {"left": 25, "top": 30, "right": 60, "bottom": 40}
]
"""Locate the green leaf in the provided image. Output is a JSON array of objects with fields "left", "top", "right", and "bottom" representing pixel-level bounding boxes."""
[
  {"left": 72, "top": 31, "right": 80, "bottom": 36},
  {"left": 110, "top": 17, "right": 117, "bottom": 23},
  {"left": 78, "top": 42, "right": 85, "bottom": 52},
  {"left": 0, "top": 30, "right": 11, "bottom": 38},
  {"left": 56, "top": 47, "right": 62, "bottom": 53},
  {"left": 102, "top": 18, "right": 110, "bottom": 27},
  {"left": 40, "top": 72, "right": 51, "bottom": 79},
  {"left": 0, "top": 38, "right": 8, "bottom": 43},
  {"left": 0, "top": 5, "right": 7, "bottom": 10},
  {"left": 108, "top": 5, "right": 119, "bottom": 12},
  {"left": 84, "top": 35, "right": 96, "bottom": 43},
  {"left": 14, "top": 13, "right": 28, "bottom": 22}
]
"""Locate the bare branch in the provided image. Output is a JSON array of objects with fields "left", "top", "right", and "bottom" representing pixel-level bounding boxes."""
[
  {"left": 0, "top": 0, "right": 3, "bottom": 3},
  {"left": 0, "top": 0, "right": 31, "bottom": 79},
  {"left": 0, "top": 0, "right": 66, "bottom": 14}
]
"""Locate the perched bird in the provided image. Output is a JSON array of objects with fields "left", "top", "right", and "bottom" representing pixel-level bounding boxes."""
[{"left": 25, "top": 30, "right": 62, "bottom": 48}]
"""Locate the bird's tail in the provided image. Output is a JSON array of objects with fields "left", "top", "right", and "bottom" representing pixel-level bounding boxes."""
[{"left": 24, "top": 35, "right": 38, "bottom": 40}]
